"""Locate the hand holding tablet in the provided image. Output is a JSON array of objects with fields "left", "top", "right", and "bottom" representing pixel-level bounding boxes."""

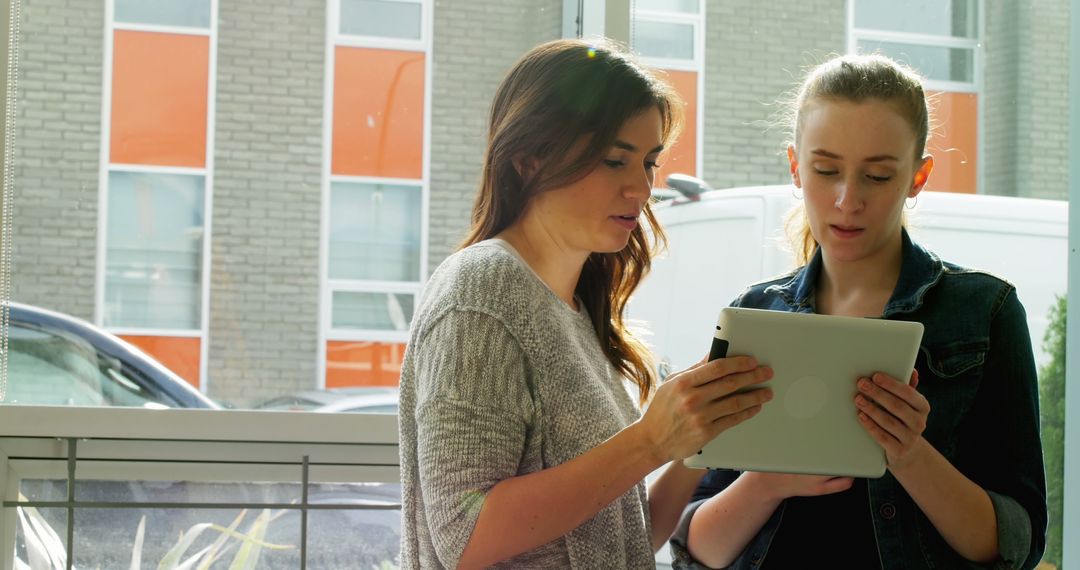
[{"left": 684, "top": 307, "right": 924, "bottom": 478}]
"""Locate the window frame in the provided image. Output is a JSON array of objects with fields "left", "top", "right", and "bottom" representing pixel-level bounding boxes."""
[
  {"left": 95, "top": 0, "right": 217, "bottom": 392},
  {"left": 318, "top": 0, "right": 432, "bottom": 386},
  {"left": 326, "top": 175, "right": 425, "bottom": 284},
  {"left": 326, "top": 283, "right": 420, "bottom": 342},
  {"left": 335, "top": 0, "right": 428, "bottom": 51},
  {"left": 101, "top": 163, "right": 207, "bottom": 335},
  {"left": 1064, "top": 0, "right": 1080, "bottom": 563},
  {"left": 848, "top": 0, "right": 983, "bottom": 93},
  {"left": 632, "top": 7, "right": 702, "bottom": 70},
  {"left": 113, "top": 0, "right": 214, "bottom": 31}
]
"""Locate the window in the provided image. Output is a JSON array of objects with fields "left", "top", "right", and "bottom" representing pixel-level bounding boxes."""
[
  {"left": 331, "top": 291, "right": 415, "bottom": 331},
  {"left": 322, "top": 0, "right": 430, "bottom": 389},
  {"left": 329, "top": 182, "right": 422, "bottom": 283},
  {"left": 340, "top": 0, "right": 423, "bottom": 40},
  {"left": 115, "top": 0, "right": 213, "bottom": 29},
  {"left": 851, "top": 0, "right": 979, "bottom": 86},
  {"left": 635, "top": 20, "right": 695, "bottom": 60},
  {"left": 632, "top": 0, "right": 701, "bottom": 64},
  {"left": 100, "top": 0, "right": 215, "bottom": 389},
  {"left": 104, "top": 171, "right": 204, "bottom": 330}
]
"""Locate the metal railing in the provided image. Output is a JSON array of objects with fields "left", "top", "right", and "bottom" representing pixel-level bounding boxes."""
[{"left": 0, "top": 406, "right": 401, "bottom": 570}]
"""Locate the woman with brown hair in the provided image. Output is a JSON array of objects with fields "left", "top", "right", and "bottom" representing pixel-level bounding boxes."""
[{"left": 397, "top": 38, "right": 774, "bottom": 569}]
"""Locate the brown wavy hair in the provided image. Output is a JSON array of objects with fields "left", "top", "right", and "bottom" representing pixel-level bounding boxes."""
[
  {"left": 782, "top": 54, "right": 931, "bottom": 265},
  {"left": 461, "top": 38, "right": 683, "bottom": 404}
]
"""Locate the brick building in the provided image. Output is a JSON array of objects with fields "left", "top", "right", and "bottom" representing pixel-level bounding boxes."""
[{"left": 12, "top": 0, "right": 1069, "bottom": 405}]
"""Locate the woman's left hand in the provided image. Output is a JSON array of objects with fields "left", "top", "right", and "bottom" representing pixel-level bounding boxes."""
[{"left": 855, "top": 370, "right": 931, "bottom": 470}]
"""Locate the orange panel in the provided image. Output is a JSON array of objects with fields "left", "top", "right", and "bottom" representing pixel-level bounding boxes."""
[
  {"left": 111, "top": 30, "right": 209, "bottom": 167},
  {"left": 119, "top": 335, "right": 201, "bottom": 389},
  {"left": 333, "top": 47, "right": 425, "bottom": 178},
  {"left": 656, "top": 69, "right": 698, "bottom": 187},
  {"left": 925, "top": 91, "right": 977, "bottom": 194},
  {"left": 326, "top": 341, "right": 405, "bottom": 388}
]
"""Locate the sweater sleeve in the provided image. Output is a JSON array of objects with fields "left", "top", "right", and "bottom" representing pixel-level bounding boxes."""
[{"left": 412, "top": 308, "right": 536, "bottom": 568}]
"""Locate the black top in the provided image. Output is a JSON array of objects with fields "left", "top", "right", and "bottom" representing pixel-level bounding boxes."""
[{"left": 761, "top": 479, "right": 882, "bottom": 569}]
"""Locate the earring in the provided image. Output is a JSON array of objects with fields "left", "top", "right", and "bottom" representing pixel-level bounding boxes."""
[
  {"left": 905, "top": 196, "right": 919, "bottom": 209},
  {"left": 792, "top": 186, "right": 803, "bottom": 200}
]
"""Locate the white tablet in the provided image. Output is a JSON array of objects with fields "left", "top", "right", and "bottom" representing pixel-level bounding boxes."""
[{"left": 683, "top": 307, "right": 924, "bottom": 478}]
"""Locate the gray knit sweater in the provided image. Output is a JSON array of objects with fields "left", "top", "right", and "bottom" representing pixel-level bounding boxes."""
[{"left": 398, "top": 239, "right": 654, "bottom": 569}]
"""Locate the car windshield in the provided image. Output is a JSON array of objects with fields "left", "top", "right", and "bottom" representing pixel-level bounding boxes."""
[{"left": 7, "top": 323, "right": 176, "bottom": 408}]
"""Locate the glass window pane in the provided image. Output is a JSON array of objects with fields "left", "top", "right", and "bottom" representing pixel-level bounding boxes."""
[
  {"left": 856, "top": 40, "right": 975, "bottom": 83},
  {"left": 291, "top": 481, "right": 402, "bottom": 567},
  {"left": 115, "top": 0, "right": 211, "bottom": 29},
  {"left": 308, "top": 508, "right": 401, "bottom": 567},
  {"left": 326, "top": 341, "right": 406, "bottom": 387},
  {"left": 854, "top": 0, "right": 977, "bottom": 38},
  {"left": 16, "top": 479, "right": 401, "bottom": 568},
  {"left": 21, "top": 479, "right": 303, "bottom": 567},
  {"left": 633, "top": 20, "right": 695, "bottom": 60},
  {"left": 74, "top": 507, "right": 299, "bottom": 567},
  {"left": 329, "top": 182, "right": 421, "bottom": 282},
  {"left": 340, "top": 0, "right": 422, "bottom": 40},
  {"left": 105, "top": 171, "right": 204, "bottom": 330},
  {"left": 15, "top": 507, "right": 67, "bottom": 568},
  {"left": 332, "top": 291, "right": 414, "bottom": 331},
  {"left": 634, "top": 0, "right": 700, "bottom": 14}
]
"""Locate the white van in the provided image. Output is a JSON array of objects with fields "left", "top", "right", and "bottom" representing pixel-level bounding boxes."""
[{"left": 629, "top": 185, "right": 1068, "bottom": 374}]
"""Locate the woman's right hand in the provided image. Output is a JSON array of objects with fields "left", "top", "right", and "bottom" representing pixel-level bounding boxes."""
[
  {"left": 741, "top": 471, "right": 855, "bottom": 501},
  {"left": 637, "top": 356, "right": 774, "bottom": 463}
]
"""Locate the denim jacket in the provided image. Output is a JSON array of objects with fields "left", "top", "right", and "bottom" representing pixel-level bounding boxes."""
[{"left": 670, "top": 230, "right": 1047, "bottom": 570}]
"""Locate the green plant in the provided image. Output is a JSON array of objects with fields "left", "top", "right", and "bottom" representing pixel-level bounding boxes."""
[
  {"left": 14, "top": 494, "right": 295, "bottom": 569},
  {"left": 1039, "top": 295, "right": 1066, "bottom": 568}
]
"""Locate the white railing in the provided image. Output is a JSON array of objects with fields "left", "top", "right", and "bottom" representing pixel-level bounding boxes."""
[{"left": 0, "top": 406, "right": 399, "bottom": 569}]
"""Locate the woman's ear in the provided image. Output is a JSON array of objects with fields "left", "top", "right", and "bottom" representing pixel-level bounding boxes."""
[
  {"left": 787, "top": 145, "right": 802, "bottom": 187},
  {"left": 912, "top": 155, "right": 934, "bottom": 196}
]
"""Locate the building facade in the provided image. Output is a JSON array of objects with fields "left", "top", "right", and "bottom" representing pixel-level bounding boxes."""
[{"left": 13, "top": 0, "right": 1069, "bottom": 405}]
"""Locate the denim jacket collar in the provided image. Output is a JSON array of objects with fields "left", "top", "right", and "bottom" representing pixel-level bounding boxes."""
[{"left": 765, "top": 228, "right": 946, "bottom": 317}]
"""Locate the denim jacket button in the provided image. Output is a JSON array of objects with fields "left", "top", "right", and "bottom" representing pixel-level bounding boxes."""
[{"left": 879, "top": 502, "right": 897, "bottom": 519}]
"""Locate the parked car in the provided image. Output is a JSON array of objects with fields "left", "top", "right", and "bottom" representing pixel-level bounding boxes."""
[
  {"left": 631, "top": 183, "right": 1068, "bottom": 374},
  {"left": 4, "top": 301, "right": 218, "bottom": 408},
  {"left": 255, "top": 387, "right": 399, "bottom": 414}
]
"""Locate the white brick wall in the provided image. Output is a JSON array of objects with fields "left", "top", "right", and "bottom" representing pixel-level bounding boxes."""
[
  {"left": 13, "top": 0, "right": 104, "bottom": 320},
  {"left": 984, "top": 0, "right": 1069, "bottom": 200},
  {"left": 207, "top": 0, "right": 325, "bottom": 405},
  {"left": 427, "top": 0, "right": 562, "bottom": 276},
  {"left": 9, "top": 0, "right": 1070, "bottom": 406},
  {"left": 1013, "top": 0, "right": 1069, "bottom": 201}
]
